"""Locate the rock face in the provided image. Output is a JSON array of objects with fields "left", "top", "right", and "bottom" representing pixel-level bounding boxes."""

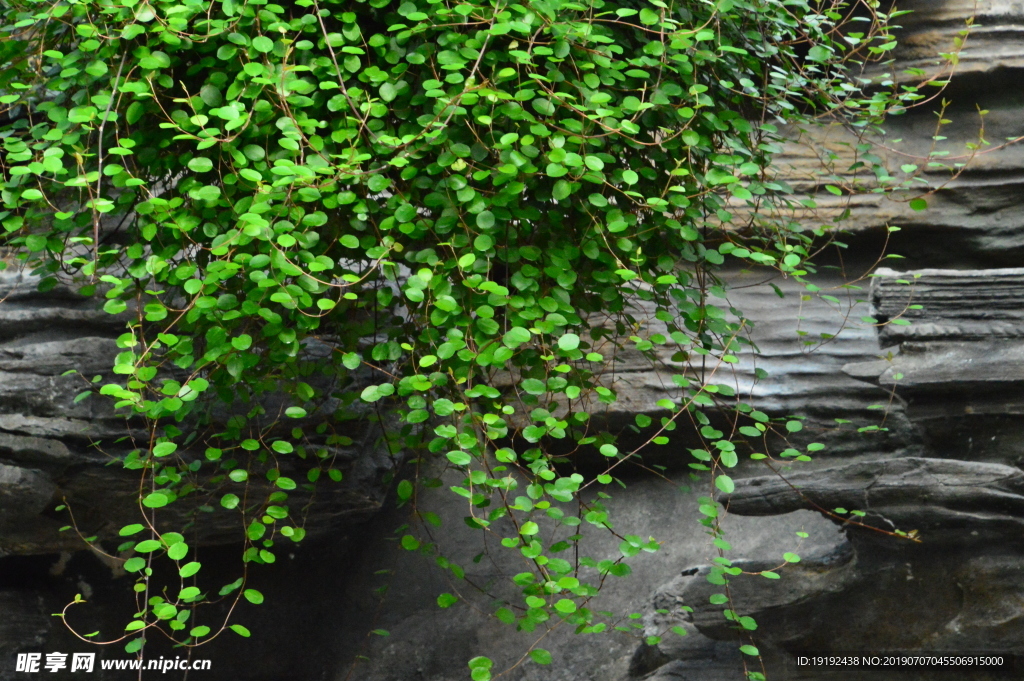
[
  {"left": 725, "top": 457, "right": 1024, "bottom": 542},
  {"left": 615, "top": 256, "right": 1024, "bottom": 680},
  {"left": 890, "top": 0, "right": 1024, "bottom": 82},
  {"left": 6, "top": 2, "right": 1024, "bottom": 681},
  {"left": 614, "top": 3, "right": 1024, "bottom": 677},
  {"left": 0, "top": 270, "right": 395, "bottom": 557},
  {"left": 623, "top": 46, "right": 1024, "bottom": 680},
  {"left": 0, "top": 268, "right": 399, "bottom": 680}
]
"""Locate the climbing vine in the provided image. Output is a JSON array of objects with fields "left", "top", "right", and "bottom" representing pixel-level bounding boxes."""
[{"left": 0, "top": 0, "right": 958, "bottom": 676}]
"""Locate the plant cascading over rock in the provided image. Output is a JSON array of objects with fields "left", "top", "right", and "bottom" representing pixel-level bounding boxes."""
[{"left": 0, "top": 0, "right": 920, "bottom": 674}]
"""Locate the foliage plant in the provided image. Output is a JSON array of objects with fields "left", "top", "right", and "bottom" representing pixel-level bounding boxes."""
[{"left": 0, "top": 0, "right": 947, "bottom": 676}]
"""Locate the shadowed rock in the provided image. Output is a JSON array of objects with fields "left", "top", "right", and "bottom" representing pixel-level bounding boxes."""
[
  {"left": 0, "top": 591, "right": 47, "bottom": 666},
  {"left": 681, "top": 539, "right": 860, "bottom": 642},
  {"left": 722, "top": 458, "right": 1024, "bottom": 542},
  {"left": 0, "top": 269, "right": 397, "bottom": 556}
]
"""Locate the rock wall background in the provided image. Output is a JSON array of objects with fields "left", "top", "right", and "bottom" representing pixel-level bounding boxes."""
[{"left": 3, "top": 1, "right": 1024, "bottom": 679}]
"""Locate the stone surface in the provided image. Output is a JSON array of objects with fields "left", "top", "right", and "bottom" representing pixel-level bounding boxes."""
[
  {"left": 871, "top": 267, "right": 1024, "bottom": 344},
  {"left": 888, "top": 0, "right": 1024, "bottom": 83},
  {"left": 9, "top": 1, "right": 1024, "bottom": 678},
  {"left": 0, "top": 268, "right": 397, "bottom": 558},
  {"left": 598, "top": 2, "right": 1024, "bottom": 674},
  {"left": 839, "top": 266, "right": 1024, "bottom": 469},
  {"left": 648, "top": 256, "right": 1024, "bottom": 679},
  {"left": 0, "top": 591, "right": 48, "bottom": 681},
  {"left": 326, "top": 479, "right": 844, "bottom": 681},
  {"left": 539, "top": 268, "right": 920, "bottom": 462},
  {"left": 724, "top": 457, "right": 1024, "bottom": 542}
]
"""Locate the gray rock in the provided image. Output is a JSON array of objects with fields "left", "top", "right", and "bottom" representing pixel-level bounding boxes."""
[
  {"left": 12, "top": 2, "right": 1024, "bottom": 677},
  {"left": 871, "top": 267, "right": 1024, "bottom": 345},
  {"left": 723, "top": 457, "right": 1024, "bottom": 543},
  {"left": 0, "top": 464, "right": 58, "bottom": 556},
  {"left": 0, "top": 463, "right": 55, "bottom": 515},
  {"left": 637, "top": 659, "right": 743, "bottom": 681},
  {"left": 0, "top": 269, "right": 398, "bottom": 556},
  {"left": 887, "top": 0, "right": 1024, "bottom": 84},
  {"left": 681, "top": 539, "right": 859, "bottom": 641},
  {"left": 0, "top": 591, "right": 48, "bottom": 680}
]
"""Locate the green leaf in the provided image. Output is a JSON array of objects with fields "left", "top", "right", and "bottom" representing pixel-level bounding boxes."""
[
  {"left": 521, "top": 378, "right": 546, "bottom": 395},
  {"left": 502, "top": 327, "right": 531, "bottom": 348},
  {"left": 232, "top": 334, "right": 253, "bottom": 351},
  {"left": 179, "top": 586, "right": 201, "bottom": 601},
  {"left": 469, "top": 656, "right": 492, "bottom": 680},
  {"left": 153, "top": 442, "right": 177, "bottom": 457},
  {"left": 807, "top": 45, "right": 830, "bottom": 62},
  {"left": 187, "top": 157, "right": 213, "bottom": 173},
  {"left": 167, "top": 542, "right": 189, "bottom": 561},
  {"left": 397, "top": 479, "right": 413, "bottom": 500},
  {"left": 437, "top": 593, "right": 458, "bottom": 608},
  {"left": 714, "top": 475, "right": 735, "bottom": 494},
  {"left": 520, "top": 521, "right": 539, "bottom": 536},
  {"left": 529, "top": 649, "right": 552, "bottom": 665},
  {"left": 476, "top": 211, "right": 495, "bottom": 229},
  {"left": 142, "top": 492, "right": 169, "bottom": 508},
  {"left": 552, "top": 180, "right": 571, "bottom": 200},
  {"left": 252, "top": 36, "right": 274, "bottom": 53},
  {"left": 557, "top": 333, "right": 580, "bottom": 351},
  {"left": 554, "top": 599, "right": 576, "bottom": 613},
  {"left": 447, "top": 451, "right": 472, "bottom": 465},
  {"left": 139, "top": 51, "right": 170, "bottom": 69},
  {"left": 179, "top": 562, "right": 202, "bottom": 578},
  {"left": 103, "top": 299, "right": 127, "bottom": 314}
]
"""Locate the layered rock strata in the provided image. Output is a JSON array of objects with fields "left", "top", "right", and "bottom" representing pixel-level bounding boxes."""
[
  {"left": 0, "top": 269, "right": 395, "bottom": 557},
  {"left": 619, "top": 2, "right": 1024, "bottom": 678},
  {"left": 629, "top": 264, "right": 1024, "bottom": 680},
  {"left": 6, "top": 1, "right": 1024, "bottom": 679}
]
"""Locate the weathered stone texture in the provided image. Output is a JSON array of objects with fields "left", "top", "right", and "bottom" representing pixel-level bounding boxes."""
[
  {"left": 6, "top": 0, "right": 1024, "bottom": 678},
  {"left": 0, "top": 268, "right": 395, "bottom": 556}
]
